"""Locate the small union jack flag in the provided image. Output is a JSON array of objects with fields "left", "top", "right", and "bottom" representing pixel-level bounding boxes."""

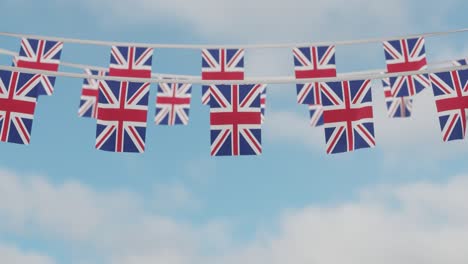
[
  {"left": 452, "top": 59, "right": 467, "bottom": 66},
  {"left": 382, "top": 78, "right": 413, "bottom": 118},
  {"left": 260, "top": 85, "right": 267, "bottom": 123},
  {"left": 14, "top": 38, "right": 63, "bottom": 96},
  {"left": 96, "top": 80, "right": 150, "bottom": 153},
  {"left": 308, "top": 104, "right": 324, "bottom": 127},
  {"left": 209, "top": 84, "right": 262, "bottom": 156},
  {"left": 321, "top": 79, "right": 375, "bottom": 154},
  {"left": 293, "top": 45, "right": 336, "bottom": 104},
  {"left": 201, "top": 48, "right": 245, "bottom": 105},
  {"left": 0, "top": 70, "right": 41, "bottom": 145},
  {"left": 155, "top": 83, "right": 192, "bottom": 126},
  {"left": 430, "top": 69, "right": 468, "bottom": 142},
  {"left": 78, "top": 69, "right": 107, "bottom": 118},
  {"left": 109, "top": 46, "right": 153, "bottom": 78},
  {"left": 383, "top": 37, "right": 429, "bottom": 97}
]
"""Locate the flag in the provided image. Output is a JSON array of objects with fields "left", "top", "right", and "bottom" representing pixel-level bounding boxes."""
[
  {"left": 321, "top": 79, "right": 375, "bottom": 154},
  {"left": 0, "top": 70, "right": 41, "bottom": 145},
  {"left": 209, "top": 84, "right": 262, "bottom": 156},
  {"left": 430, "top": 69, "right": 468, "bottom": 142},
  {"left": 293, "top": 45, "right": 336, "bottom": 104},
  {"left": 108, "top": 46, "right": 153, "bottom": 78},
  {"left": 95, "top": 80, "right": 149, "bottom": 153},
  {"left": 383, "top": 37, "right": 429, "bottom": 97},
  {"left": 382, "top": 78, "right": 413, "bottom": 118},
  {"left": 452, "top": 59, "right": 467, "bottom": 66},
  {"left": 308, "top": 104, "right": 324, "bottom": 127},
  {"left": 14, "top": 38, "right": 63, "bottom": 96},
  {"left": 78, "top": 69, "right": 107, "bottom": 118},
  {"left": 155, "top": 83, "right": 192, "bottom": 125},
  {"left": 201, "top": 48, "right": 244, "bottom": 105},
  {"left": 260, "top": 85, "right": 267, "bottom": 123}
]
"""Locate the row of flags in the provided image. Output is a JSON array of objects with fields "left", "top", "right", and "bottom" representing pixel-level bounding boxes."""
[{"left": 0, "top": 37, "right": 467, "bottom": 155}]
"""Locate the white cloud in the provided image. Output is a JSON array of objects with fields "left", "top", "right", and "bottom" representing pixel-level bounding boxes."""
[{"left": 0, "top": 244, "right": 56, "bottom": 264}]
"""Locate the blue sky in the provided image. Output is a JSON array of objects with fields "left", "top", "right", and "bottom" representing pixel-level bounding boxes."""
[{"left": 0, "top": 0, "right": 468, "bottom": 263}]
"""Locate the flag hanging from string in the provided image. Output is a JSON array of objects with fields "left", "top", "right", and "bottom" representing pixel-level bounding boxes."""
[
  {"left": 78, "top": 69, "right": 107, "bottom": 119},
  {"left": 155, "top": 83, "right": 192, "bottom": 126},
  {"left": 382, "top": 78, "right": 413, "bottom": 118}
]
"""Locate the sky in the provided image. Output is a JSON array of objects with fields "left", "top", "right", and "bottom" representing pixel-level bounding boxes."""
[{"left": 0, "top": 0, "right": 468, "bottom": 263}]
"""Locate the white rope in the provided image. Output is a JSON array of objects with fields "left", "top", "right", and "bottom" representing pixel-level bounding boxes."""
[
  {"left": 1, "top": 64, "right": 467, "bottom": 85},
  {"left": 0, "top": 28, "right": 467, "bottom": 49},
  {"left": 0, "top": 46, "right": 465, "bottom": 84}
]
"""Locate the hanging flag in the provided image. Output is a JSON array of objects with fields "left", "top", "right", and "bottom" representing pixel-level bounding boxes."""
[
  {"left": 452, "top": 59, "right": 467, "bottom": 66},
  {"left": 201, "top": 48, "right": 245, "bottom": 105},
  {"left": 154, "top": 83, "right": 192, "bottom": 125},
  {"left": 308, "top": 104, "right": 324, "bottom": 127},
  {"left": 78, "top": 69, "right": 107, "bottom": 118},
  {"left": 108, "top": 46, "right": 153, "bottom": 78},
  {"left": 382, "top": 78, "right": 413, "bottom": 118},
  {"left": 383, "top": 37, "right": 430, "bottom": 97},
  {"left": 321, "top": 79, "right": 375, "bottom": 154},
  {"left": 430, "top": 69, "right": 468, "bottom": 142},
  {"left": 14, "top": 38, "right": 63, "bottom": 96},
  {"left": 260, "top": 85, "right": 267, "bottom": 123},
  {"left": 209, "top": 84, "right": 262, "bottom": 156},
  {"left": 293, "top": 45, "right": 336, "bottom": 104},
  {"left": 0, "top": 70, "right": 41, "bottom": 145},
  {"left": 95, "top": 80, "right": 150, "bottom": 153}
]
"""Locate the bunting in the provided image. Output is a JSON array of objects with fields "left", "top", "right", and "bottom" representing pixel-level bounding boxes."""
[{"left": 155, "top": 83, "right": 192, "bottom": 126}]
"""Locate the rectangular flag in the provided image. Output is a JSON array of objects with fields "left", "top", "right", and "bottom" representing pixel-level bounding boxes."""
[
  {"left": 78, "top": 69, "right": 107, "bottom": 118},
  {"left": 382, "top": 78, "right": 413, "bottom": 118},
  {"left": 108, "top": 46, "right": 153, "bottom": 78},
  {"left": 155, "top": 83, "right": 192, "bottom": 125}
]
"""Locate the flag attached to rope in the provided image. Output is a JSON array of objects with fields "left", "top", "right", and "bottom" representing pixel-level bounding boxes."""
[
  {"left": 209, "top": 84, "right": 262, "bottom": 156},
  {"left": 308, "top": 104, "right": 324, "bottom": 127},
  {"left": 452, "top": 59, "right": 467, "bottom": 66},
  {"left": 430, "top": 69, "right": 468, "bottom": 142},
  {"left": 201, "top": 49, "right": 244, "bottom": 105},
  {"left": 78, "top": 69, "right": 107, "bottom": 118},
  {"left": 108, "top": 46, "right": 153, "bottom": 78},
  {"left": 95, "top": 80, "right": 149, "bottom": 153},
  {"left": 293, "top": 45, "right": 336, "bottom": 104},
  {"left": 14, "top": 38, "right": 63, "bottom": 96},
  {"left": 0, "top": 70, "right": 41, "bottom": 145},
  {"left": 382, "top": 78, "right": 413, "bottom": 118},
  {"left": 155, "top": 83, "right": 192, "bottom": 125},
  {"left": 260, "top": 85, "right": 267, "bottom": 123},
  {"left": 383, "top": 37, "right": 429, "bottom": 97},
  {"left": 321, "top": 79, "right": 375, "bottom": 154}
]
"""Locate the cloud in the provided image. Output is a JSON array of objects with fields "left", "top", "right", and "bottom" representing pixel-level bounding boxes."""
[
  {"left": 1, "top": 168, "right": 468, "bottom": 263},
  {"left": 0, "top": 244, "right": 56, "bottom": 264}
]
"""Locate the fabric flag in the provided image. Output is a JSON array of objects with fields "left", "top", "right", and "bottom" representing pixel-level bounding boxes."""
[
  {"left": 0, "top": 70, "right": 41, "bottom": 145},
  {"left": 452, "top": 59, "right": 467, "bottom": 66},
  {"left": 78, "top": 69, "right": 107, "bottom": 118},
  {"left": 321, "top": 79, "right": 375, "bottom": 154},
  {"left": 14, "top": 38, "right": 63, "bottom": 96},
  {"left": 293, "top": 45, "right": 336, "bottom": 104},
  {"left": 95, "top": 80, "right": 150, "bottom": 153},
  {"left": 260, "top": 85, "right": 267, "bottom": 123},
  {"left": 201, "top": 49, "right": 245, "bottom": 105},
  {"left": 308, "top": 104, "right": 324, "bottom": 127},
  {"left": 108, "top": 46, "right": 153, "bottom": 78},
  {"left": 383, "top": 37, "right": 430, "bottom": 97},
  {"left": 430, "top": 69, "right": 468, "bottom": 142},
  {"left": 209, "top": 84, "right": 262, "bottom": 156},
  {"left": 382, "top": 78, "right": 413, "bottom": 118},
  {"left": 154, "top": 83, "right": 192, "bottom": 125}
]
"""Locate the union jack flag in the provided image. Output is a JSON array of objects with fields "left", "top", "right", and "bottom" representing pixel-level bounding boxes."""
[
  {"left": 209, "top": 84, "right": 262, "bottom": 156},
  {"left": 452, "top": 59, "right": 467, "bottom": 66},
  {"left": 0, "top": 70, "right": 41, "bottom": 145},
  {"left": 78, "top": 69, "right": 107, "bottom": 118},
  {"left": 383, "top": 37, "right": 429, "bottom": 97},
  {"left": 293, "top": 45, "right": 336, "bottom": 104},
  {"left": 155, "top": 83, "right": 192, "bottom": 125},
  {"left": 201, "top": 48, "right": 245, "bottom": 105},
  {"left": 321, "top": 79, "right": 375, "bottom": 154},
  {"left": 109, "top": 46, "right": 153, "bottom": 78},
  {"left": 430, "top": 69, "right": 468, "bottom": 142},
  {"left": 260, "top": 85, "right": 267, "bottom": 123},
  {"left": 96, "top": 80, "right": 150, "bottom": 153},
  {"left": 382, "top": 78, "right": 413, "bottom": 118},
  {"left": 14, "top": 38, "right": 63, "bottom": 96},
  {"left": 308, "top": 104, "right": 324, "bottom": 127}
]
